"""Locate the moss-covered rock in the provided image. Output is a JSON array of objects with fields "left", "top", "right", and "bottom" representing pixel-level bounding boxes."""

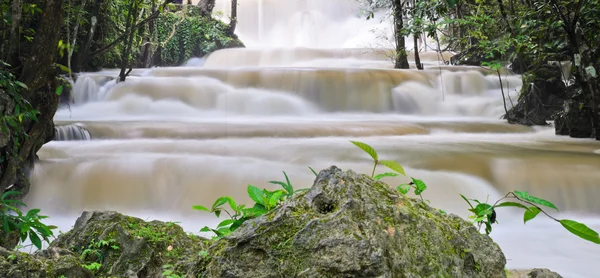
[
  {"left": 0, "top": 246, "right": 92, "bottom": 278},
  {"left": 49, "top": 211, "right": 210, "bottom": 277},
  {"left": 201, "top": 166, "right": 507, "bottom": 278}
]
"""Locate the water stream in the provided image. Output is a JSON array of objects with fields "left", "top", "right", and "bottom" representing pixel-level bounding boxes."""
[{"left": 27, "top": 0, "right": 600, "bottom": 276}]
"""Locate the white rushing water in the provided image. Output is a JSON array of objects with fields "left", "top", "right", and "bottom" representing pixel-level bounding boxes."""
[{"left": 28, "top": 0, "right": 600, "bottom": 277}]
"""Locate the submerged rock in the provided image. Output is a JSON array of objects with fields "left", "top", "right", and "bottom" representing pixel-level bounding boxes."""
[
  {"left": 201, "top": 166, "right": 507, "bottom": 277},
  {"left": 49, "top": 211, "right": 210, "bottom": 277}
]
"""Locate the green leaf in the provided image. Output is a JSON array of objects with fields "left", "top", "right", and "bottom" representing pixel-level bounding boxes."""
[
  {"left": 226, "top": 197, "right": 238, "bottom": 211},
  {"left": 230, "top": 219, "right": 246, "bottom": 231},
  {"left": 1, "top": 191, "right": 21, "bottom": 200},
  {"left": 247, "top": 185, "right": 266, "bottom": 206},
  {"left": 473, "top": 203, "right": 493, "bottom": 216},
  {"left": 513, "top": 191, "right": 558, "bottom": 211},
  {"left": 283, "top": 171, "right": 293, "bottom": 192},
  {"left": 397, "top": 184, "right": 411, "bottom": 195},
  {"left": 495, "top": 202, "right": 529, "bottom": 210},
  {"left": 411, "top": 178, "right": 427, "bottom": 195},
  {"left": 309, "top": 167, "right": 318, "bottom": 177},
  {"left": 244, "top": 205, "right": 267, "bottom": 217},
  {"left": 559, "top": 219, "right": 600, "bottom": 244},
  {"left": 373, "top": 172, "right": 399, "bottom": 180},
  {"left": 460, "top": 194, "right": 474, "bottom": 209},
  {"left": 216, "top": 219, "right": 235, "bottom": 229},
  {"left": 268, "top": 190, "right": 285, "bottom": 208},
  {"left": 26, "top": 208, "right": 41, "bottom": 218},
  {"left": 211, "top": 197, "right": 229, "bottom": 210},
  {"left": 29, "top": 230, "right": 42, "bottom": 250},
  {"left": 523, "top": 207, "right": 541, "bottom": 224},
  {"left": 350, "top": 140, "right": 378, "bottom": 161},
  {"left": 14, "top": 81, "right": 28, "bottom": 89},
  {"left": 379, "top": 160, "right": 406, "bottom": 176},
  {"left": 55, "top": 85, "right": 63, "bottom": 96},
  {"left": 192, "top": 205, "right": 210, "bottom": 212},
  {"left": 200, "top": 226, "right": 212, "bottom": 232}
]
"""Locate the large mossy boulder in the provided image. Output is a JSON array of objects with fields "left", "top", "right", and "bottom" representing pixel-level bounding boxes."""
[
  {"left": 201, "top": 166, "right": 507, "bottom": 277},
  {"left": 49, "top": 211, "right": 210, "bottom": 277}
]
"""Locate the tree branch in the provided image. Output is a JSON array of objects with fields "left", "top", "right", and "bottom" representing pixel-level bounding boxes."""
[{"left": 84, "top": 0, "right": 174, "bottom": 64}]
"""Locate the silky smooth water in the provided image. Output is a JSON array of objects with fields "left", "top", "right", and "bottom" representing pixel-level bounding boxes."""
[{"left": 28, "top": 0, "right": 600, "bottom": 277}]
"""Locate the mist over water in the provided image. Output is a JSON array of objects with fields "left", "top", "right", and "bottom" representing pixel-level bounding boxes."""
[{"left": 29, "top": 0, "right": 600, "bottom": 277}]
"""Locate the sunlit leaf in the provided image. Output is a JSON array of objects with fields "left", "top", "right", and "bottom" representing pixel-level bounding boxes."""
[
  {"left": 411, "top": 178, "right": 427, "bottom": 195},
  {"left": 514, "top": 191, "right": 558, "bottom": 211},
  {"left": 495, "top": 201, "right": 528, "bottom": 210},
  {"left": 247, "top": 185, "right": 265, "bottom": 206},
  {"left": 350, "top": 140, "right": 378, "bottom": 161},
  {"left": 373, "top": 172, "right": 399, "bottom": 180},
  {"left": 379, "top": 160, "right": 406, "bottom": 176},
  {"left": 559, "top": 219, "right": 600, "bottom": 244},
  {"left": 397, "top": 184, "right": 411, "bottom": 195},
  {"left": 523, "top": 207, "right": 541, "bottom": 224},
  {"left": 192, "top": 205, "right": 210, "bottom": 212}
]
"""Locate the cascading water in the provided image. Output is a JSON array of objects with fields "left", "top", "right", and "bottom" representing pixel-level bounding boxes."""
[{"left": 29, "top": 0, "right": 600, "bottom": 277}]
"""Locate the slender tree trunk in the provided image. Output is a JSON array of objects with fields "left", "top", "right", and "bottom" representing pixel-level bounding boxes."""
[
  {"left": 119, "top": 0, "right": 140, "bottom": 82},
  {"left": 227, "top": 0, "right": 238, "bottom": 36},
  {"left": 414, "top": 35, "right": 423, "bottom": 70},
  {"left": 392, "top": 0, "right": 409, "bottom": 69}
]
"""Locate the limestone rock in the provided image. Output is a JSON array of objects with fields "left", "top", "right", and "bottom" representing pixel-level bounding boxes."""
[
  {"left": 50, "top": 211, "right": 210, "bottom": 277},
  {"left": 527, "top": 268, "right": 563, "bottom": 278},
  {"left": 0, "top": 246, "right": 92, "bottom": 278},
  {"left": 201, "top": 166, "right": 507, "bottom": 278},
  {"left": 507, "top": 268, "right": 563, "bottom": 278}
]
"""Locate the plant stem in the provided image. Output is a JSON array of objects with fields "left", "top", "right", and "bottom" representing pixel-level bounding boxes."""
[{"left": 371, "top": 161, "right": 377, "bottom": 178}]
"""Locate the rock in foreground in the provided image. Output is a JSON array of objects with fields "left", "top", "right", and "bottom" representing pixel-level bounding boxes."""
[
  {"left": 202, "top": 166, "right": 507, "bottom": 277},
  {"left": 49, "top": 211, "right": 209, "bottom": 277}
]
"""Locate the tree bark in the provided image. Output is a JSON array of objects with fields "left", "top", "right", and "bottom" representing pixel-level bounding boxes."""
[
  {"left": 1, "top": 0, "right": 64, "bottom": 196},
  {"left": 392, "top": 0, "right": 409, "bottom": 69},
  {"left": 227, "top": 0, "right": 238, "bottom": 36},
  {"left": 414, "top": 35, "right": 423, "bottom": 70},
  {"left": 119, "top": 0, "right": 139, "bottom": 82}
]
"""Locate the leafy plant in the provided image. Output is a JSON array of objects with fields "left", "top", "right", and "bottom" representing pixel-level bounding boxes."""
[
  {"left": 349, "top": 140, "right": 427, "bottom": 200},
  {"left": 0, "top": 191, "right": 57, "bottom": 250},
  {"left": 462, "top": 191, "right": 600, "bottom": 244},
  {"left": 78, "top": 238, "right": 120, "bottom": 273},
  {"left": 193, "top": 172, "right": 309, "bottom": 238}
]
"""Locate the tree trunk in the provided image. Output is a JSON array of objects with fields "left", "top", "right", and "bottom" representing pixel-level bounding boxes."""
[
  {"left": 392, "top": 0, "right": 409, "bottom": 69},
  {"left": 197, "top": 0, "right": 216, "bottom": 16},
  {"left": 414, "top": 35, "right": 423, "bottom": 70},
  {"left": 1, "top": 0, "right": 65, "bottom": 196},
  {"left": 119, "top": 0, "right": 139, "bottom": 82},
  {"left": 227, "top": 0, "right": 238, "bottom": 36}
]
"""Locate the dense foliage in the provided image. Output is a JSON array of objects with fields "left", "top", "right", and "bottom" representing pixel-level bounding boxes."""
[
  {"left": 360, "top": 0, "right": 600, "bottom": 139},
  {"left": 57, "top": 0, "right": 242, "bottom": 72}
]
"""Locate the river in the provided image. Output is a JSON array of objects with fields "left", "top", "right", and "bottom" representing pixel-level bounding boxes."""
[{"left": 28, "top": 0, "right": 600, "bottom": 277}]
